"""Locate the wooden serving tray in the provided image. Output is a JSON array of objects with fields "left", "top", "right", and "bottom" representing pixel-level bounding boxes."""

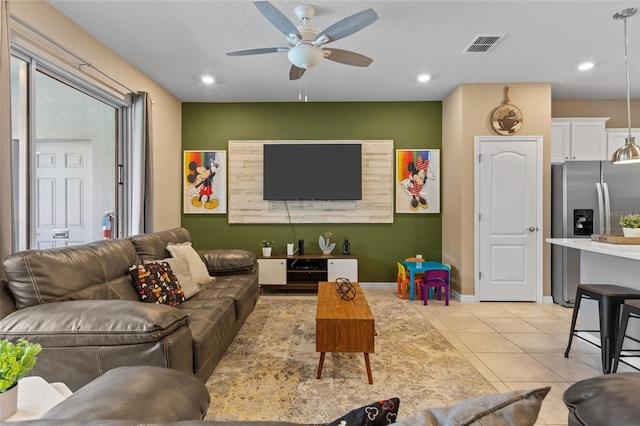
[{"left": 591, "top": 234, "right": 640, "bottom": 245}]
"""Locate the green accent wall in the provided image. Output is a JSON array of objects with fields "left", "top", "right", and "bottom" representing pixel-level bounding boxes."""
[{"left": 181, "top": 102, "right": 442, "bottom": 282}]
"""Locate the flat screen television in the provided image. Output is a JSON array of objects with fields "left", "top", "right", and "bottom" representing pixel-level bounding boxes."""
[{"left": 263, "top": 143, "right": 362, "bottom": 201}]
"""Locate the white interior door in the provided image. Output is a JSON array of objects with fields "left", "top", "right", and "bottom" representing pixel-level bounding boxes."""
[
  {"left": 475, "top": 136, "right": 542, "bottom": 301},
  {"left": 34, "top": 140, "right": 93, "bottom": 248}
]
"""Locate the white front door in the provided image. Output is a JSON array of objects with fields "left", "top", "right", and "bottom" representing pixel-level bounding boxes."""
[
  {"left": 34, "top": 140, "right": 93, "bottom": 248},
  {"left": 475, "top": 136, "right": 542, "bottom": 301}
]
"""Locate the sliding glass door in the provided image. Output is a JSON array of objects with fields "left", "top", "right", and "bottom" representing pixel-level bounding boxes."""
[{"left": 10, "top": 52, "right": 123, "bottom": 250}]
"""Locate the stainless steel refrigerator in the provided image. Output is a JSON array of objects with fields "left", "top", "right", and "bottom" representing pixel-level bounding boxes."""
[{"left": 551, "top": 161, "right": 640, "bottom": 306}]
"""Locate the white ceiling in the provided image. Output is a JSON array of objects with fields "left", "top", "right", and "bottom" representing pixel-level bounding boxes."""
[{"left": 47, "top": 0, "right": 640, "bottom": 103}]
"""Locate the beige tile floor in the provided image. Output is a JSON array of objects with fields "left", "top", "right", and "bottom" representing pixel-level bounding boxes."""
[{"left": 392, "top": 290, "right": 638, "bottom": 426}]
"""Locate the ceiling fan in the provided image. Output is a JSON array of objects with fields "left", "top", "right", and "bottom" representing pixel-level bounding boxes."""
[{"left": 226, "top": 1, "right": 379, "bottom": 80}]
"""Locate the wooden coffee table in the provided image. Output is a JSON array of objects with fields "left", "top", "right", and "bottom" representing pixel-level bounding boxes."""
[{"left": 316, "top": 281, "right": 375, "bottom": 384}]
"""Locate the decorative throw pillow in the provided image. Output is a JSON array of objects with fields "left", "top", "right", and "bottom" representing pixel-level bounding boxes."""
[
  {"left": 391, "top": 387, "right": 550, "bottom": 426},
  {"left": 145, "top": 256, "right": 200, "bottom": 299},
  {"left": 326, "top": 398, "right": 400, "bottom": 426},
  {"left": 166, "top": 242, "right": 212, "bottom": 286},
  {"left": 129, "top": 262, "right": 186, "bottom": 306}
]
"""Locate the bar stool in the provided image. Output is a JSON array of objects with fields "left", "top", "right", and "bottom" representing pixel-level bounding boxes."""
[
  {"left": 564, "top": 284, "right": 640, "bottom": 374},
  {"left": 612, "top": 299, "right": 640, "bottom": 373}
]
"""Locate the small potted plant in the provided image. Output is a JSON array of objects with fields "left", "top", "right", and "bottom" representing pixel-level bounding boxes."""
[
  {"left": 620, "top": 213, "right": 640, "bottom": 237},
  {"left": 0, "top": 339, "right": 42, "bottom": 420},
  {"left": 260, "top": 239, "right": 274, "bottom": 256}
]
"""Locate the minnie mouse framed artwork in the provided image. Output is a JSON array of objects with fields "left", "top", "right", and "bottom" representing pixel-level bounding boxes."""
[{"left": 395, "top": 149, "right": 440, "bottom": 214}]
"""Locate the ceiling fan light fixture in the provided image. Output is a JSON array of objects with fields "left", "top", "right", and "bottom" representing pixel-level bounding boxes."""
[
  {"left": 228, "top": 2, "right": 378, "bottom": 79},
  {"left": 288, "top": 44, "right": 323, "bottom": 69}
]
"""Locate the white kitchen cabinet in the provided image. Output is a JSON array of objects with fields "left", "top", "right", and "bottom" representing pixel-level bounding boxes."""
[
  {"left": 257, "top": 258, "right": 286, "bottom": 285},
  {"left": 551, "top": 120, "right": 571, "bottom": 163},
  {"left": 606, "top": 128, "right": 640, "bottom": 160},
  {"left": 327, "top": 258, "right": 358, "bottom": 282},
  {"left": 551, "top": 118, "right": 609, "bottom": 162}
]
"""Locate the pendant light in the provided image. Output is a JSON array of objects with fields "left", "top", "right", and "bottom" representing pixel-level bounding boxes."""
[{"left": 611, "top": 8, "right": 640, "bottom": 164}]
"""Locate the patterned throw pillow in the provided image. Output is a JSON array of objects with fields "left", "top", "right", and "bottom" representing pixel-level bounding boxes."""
[
  {"left": 144, "top": 257, "right": 200, "bottom": 299},
  {"left": 129, "top": 262, "right": 186, "bottom": 306},
  {"left": 327, "top": 398, "right": 400, "bottom": 426}
]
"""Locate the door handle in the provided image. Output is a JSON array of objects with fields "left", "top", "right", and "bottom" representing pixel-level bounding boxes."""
[
  {"left": 603, "top": 182, "right": 611, "bottom": 235},
  {"left": 596, "top": 183, "right": 604, "bottom": 235},
  {"left": 52, "top": 229, "right": 69, "bottom": 239},
  {"left": 526, "top": 226, "right": 538, "bottom": 232}
]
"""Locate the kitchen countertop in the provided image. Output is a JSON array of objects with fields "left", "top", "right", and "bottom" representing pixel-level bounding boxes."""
[{"left": 546, "top": 238, "right": 640, "bottom": 261}]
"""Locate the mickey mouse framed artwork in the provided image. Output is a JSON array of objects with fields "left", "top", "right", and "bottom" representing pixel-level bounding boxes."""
[
  {"left": 395, "top": 149, "right": 440, "bottom": 213},
  {"left": 183, "top": 150, "right": 227, "bottom": 214}
]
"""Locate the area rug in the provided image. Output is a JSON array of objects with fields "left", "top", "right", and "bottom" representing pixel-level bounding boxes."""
[{"left": 204, "top": 290, "right": 496, "bottom": 423}]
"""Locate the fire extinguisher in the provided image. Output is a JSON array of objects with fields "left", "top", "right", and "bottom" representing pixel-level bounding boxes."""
[{"left": 102, "top": 211, "right": 114, "bottom": 239}]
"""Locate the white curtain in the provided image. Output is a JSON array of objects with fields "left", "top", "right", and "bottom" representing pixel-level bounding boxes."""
[
  {"left": 0, "top": 0, "right": 12, "bottom": 267},
  {"left": 130, "top": 91, "right": 153, "bottom": 235}
]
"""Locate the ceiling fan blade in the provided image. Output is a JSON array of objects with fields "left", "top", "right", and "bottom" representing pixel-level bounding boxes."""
[
  {"left": 254, "top": 1, "right": 301, "bottom": 38},
  {"left": 324, "top": 48, "right": 373, "bottom": 67},
  {"left": 289, "top": 65, "right": 306, "bottom": 81},
  {"left": 316, "top": 9, "right": 378, "bottom": 44},
  {"left": 226, "top": 47, "right": 289, "bottom": 56}
]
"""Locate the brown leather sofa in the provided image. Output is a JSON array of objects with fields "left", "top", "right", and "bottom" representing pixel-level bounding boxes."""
[
  {"left": 8, "top": 366, "right": 301, "bottom": 425},
  {"left": 9, "top": 365, "right": 550, "bottom": 426},
  {"left": 0, "top": 227, "right": 259, "bottom": 391}
]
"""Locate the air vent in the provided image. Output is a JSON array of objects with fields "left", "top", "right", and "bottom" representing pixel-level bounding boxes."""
[{"left": 464, "top": 35, "right": 504, "bottom": 53}]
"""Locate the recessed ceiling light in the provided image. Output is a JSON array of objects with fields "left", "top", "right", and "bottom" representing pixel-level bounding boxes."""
[
  {"left": 578, "top": 62, "right": 594, "bottom": 71},
  {"left": 201, "top": 76, "right": 215, "bottom": 84},
  {"left": 418, "top": 74, "right": 431, "bottom": 82}
]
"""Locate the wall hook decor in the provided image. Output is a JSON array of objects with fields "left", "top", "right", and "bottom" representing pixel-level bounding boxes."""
[{"left": 492, "top": 86, "right": 523, "bottom": 135}]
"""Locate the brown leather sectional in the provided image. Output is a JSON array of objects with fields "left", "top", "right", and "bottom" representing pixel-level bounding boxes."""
[{"left": 0, "top": 227, "right": 259, "bottom": 391}]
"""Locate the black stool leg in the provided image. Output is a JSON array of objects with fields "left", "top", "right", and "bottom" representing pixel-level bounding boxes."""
[
  {"left": 612, "top": 304, "right": 631, "bottom": 374},
  {"left": 565, "top": 289, "right": 583, "bottom": 358},
  {"left": 599, "top": 294, "right": 622, "bottom": 374}
]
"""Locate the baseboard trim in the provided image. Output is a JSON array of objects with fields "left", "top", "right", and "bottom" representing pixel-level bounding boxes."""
[
  {"left": 456, "top": 291, "right": 476, "bottom": 303},
  {"left": 359, "top": 282, "right": 553, "bottom": 304},
  {"left": 359, "top": 282, "right": 396, "bottom": 289}
]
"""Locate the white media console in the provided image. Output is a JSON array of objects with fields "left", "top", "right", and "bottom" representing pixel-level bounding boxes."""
[{"left": 258, "top": 254, "right": 358, "bottom": 290}]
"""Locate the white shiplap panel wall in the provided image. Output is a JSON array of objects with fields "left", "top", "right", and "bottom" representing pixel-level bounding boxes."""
[{"left": 228, "top": 140, "right": 393, "bottom": 223}]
